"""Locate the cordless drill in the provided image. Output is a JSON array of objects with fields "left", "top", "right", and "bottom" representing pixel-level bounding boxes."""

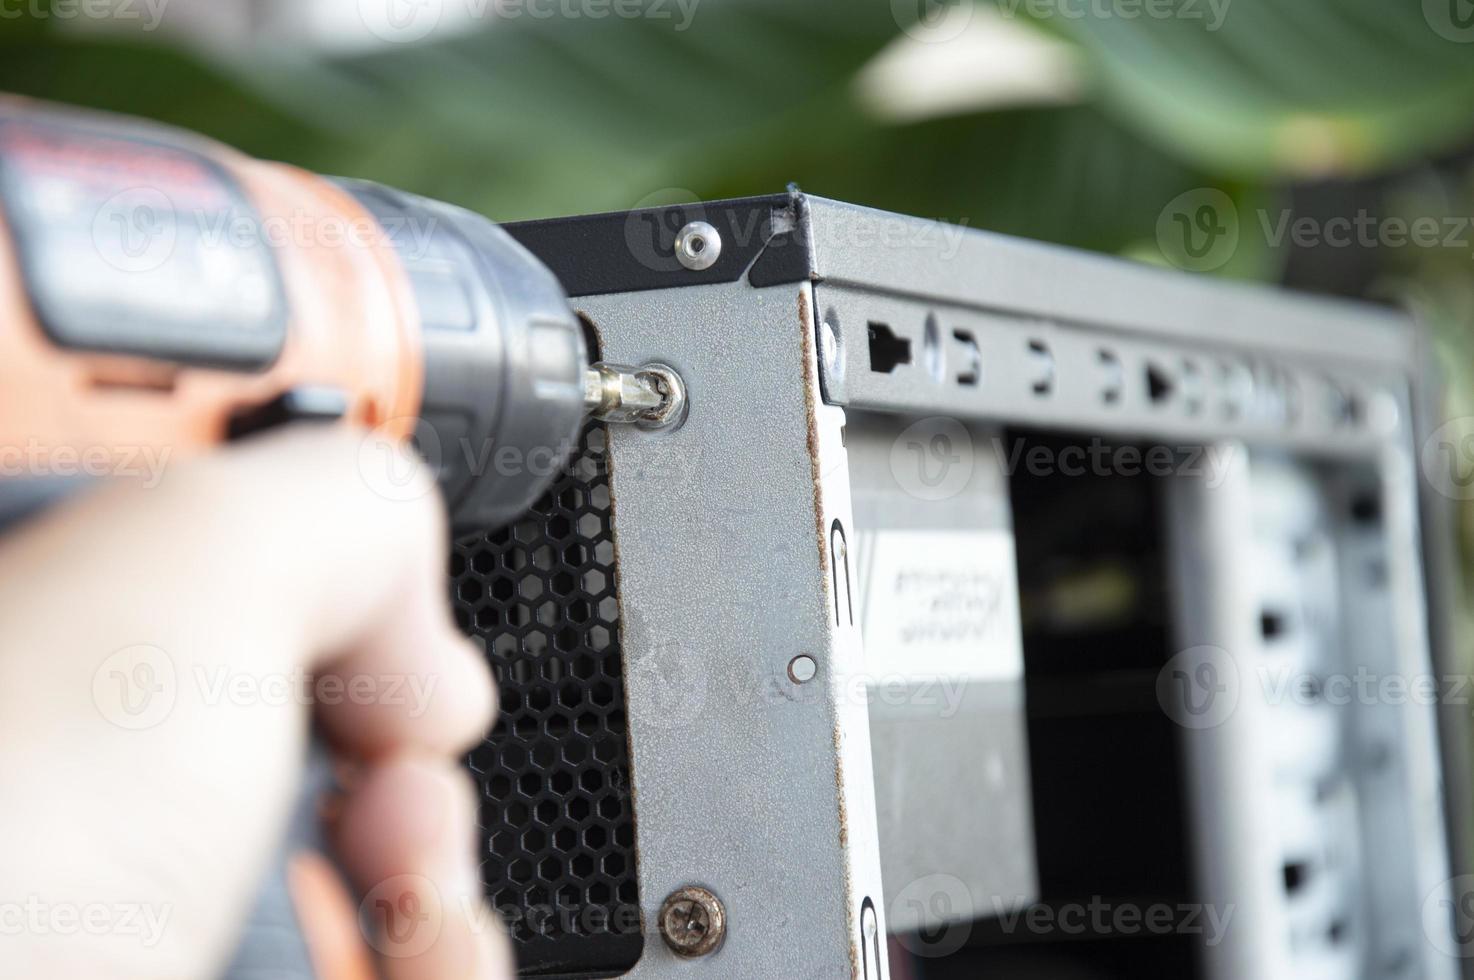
[{"left": 0, "top": 97, "right": 684, "bottom": 979}]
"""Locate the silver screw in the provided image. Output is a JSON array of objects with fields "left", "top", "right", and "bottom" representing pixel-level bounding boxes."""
[
  {"left": 659, "top": 886, "right": 726, "bottom": 958},
  {"left": 674, "top": 221, "right": 721, "bottom": 271}
]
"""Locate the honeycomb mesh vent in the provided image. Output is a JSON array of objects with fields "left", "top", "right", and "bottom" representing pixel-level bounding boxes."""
[{"left": 453, "top": 421, "right": 641, "bottom": 976}]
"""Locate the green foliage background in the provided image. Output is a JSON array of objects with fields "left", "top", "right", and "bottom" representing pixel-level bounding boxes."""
[
  {"left": 2, "top": 0, "right": 1473, "bottom": 570},
  {"left": 4, "top": 0, "right": 1474, "bottom": 850}
]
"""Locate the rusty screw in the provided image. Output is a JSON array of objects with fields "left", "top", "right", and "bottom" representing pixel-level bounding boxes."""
[{"left": 658, "top": 886, "right": 726, "bottom": 958}]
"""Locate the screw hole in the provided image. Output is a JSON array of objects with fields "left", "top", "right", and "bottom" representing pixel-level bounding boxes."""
[{"left": 788, "top": 655, "right": 818, "bottom": 684}]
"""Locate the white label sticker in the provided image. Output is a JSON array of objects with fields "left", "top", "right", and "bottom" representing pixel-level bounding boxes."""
[{"left": 855, "top": 528, "right": 1024, "bottom": 683}]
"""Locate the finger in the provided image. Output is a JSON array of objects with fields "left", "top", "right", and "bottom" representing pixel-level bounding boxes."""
[
  {"left": 8, "top": 425, "right": 497, "bottom": 758},
  {"left": 0, "top": 426, "right": 498, "bottom": 976},
  {"left": 334, "top": 756, "right": 515, "bottom": 980}
]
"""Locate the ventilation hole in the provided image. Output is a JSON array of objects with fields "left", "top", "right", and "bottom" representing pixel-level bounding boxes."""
[
  {"left": 1098, "top": 349, "right": 1123, "bottom": 405},
  {"left": 867, "top": 322, "right": 911, "bottom": 373},
  {"left": 1260, "top": 610, "right": 1288, "bottom": 641},
  {"left": 954, "top": 329, "right": 980, "bottom": 387},
  {"left": 1283, "top": 862, "right": 1310, "bottom": 894},
  {"left": 1147, "top": 362, "right": 1174, "bottom": 405},
  {"left": 454, "top": 421, "right": 641, "bottom": 968},
  {"left": 1028, "top": 339, "right": 1054, "bottom": 395}
]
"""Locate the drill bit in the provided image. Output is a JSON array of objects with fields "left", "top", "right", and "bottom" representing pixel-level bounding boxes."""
[{"left": 583, "top": 362, "right": 687, "bottom": 429}]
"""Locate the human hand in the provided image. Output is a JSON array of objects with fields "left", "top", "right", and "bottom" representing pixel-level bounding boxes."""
[{"left": 0, "top": 427, "right": 511, "bottom": 980}]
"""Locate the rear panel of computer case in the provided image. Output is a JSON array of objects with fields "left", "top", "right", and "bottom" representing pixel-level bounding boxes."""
[{"left": 446, "top": 191, "right": 1469, "bottom": 979}]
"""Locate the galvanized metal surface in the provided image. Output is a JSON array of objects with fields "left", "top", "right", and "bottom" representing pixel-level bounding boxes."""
[
  {"left": 845, "top": 415, "right": 1036, "bottom": 932},
  {"left": 803, "top": 196, "right": 1414, "bottom": 368},
  {"left": 813, "top": 284, "right": 1405, "bottom": 455},
  {"left": 542, "top": 195, "right": 1458, "bottom": 979},
  {"left": 574, "top": 279, "right": 886, "bottom": 978}
]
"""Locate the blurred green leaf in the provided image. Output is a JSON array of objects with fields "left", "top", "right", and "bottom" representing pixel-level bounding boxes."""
[{"left": 1012, "top": 0, "right": 1474, "bottom": 178}]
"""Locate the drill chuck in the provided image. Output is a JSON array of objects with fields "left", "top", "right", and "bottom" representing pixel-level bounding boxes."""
[{"left": 341, "top": 179, "right": 590, "bottom": 532}]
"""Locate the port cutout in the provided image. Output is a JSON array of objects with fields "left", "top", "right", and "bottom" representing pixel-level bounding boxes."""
[
  {"left": 1028, "top": 339, "right": 1054, "bottom": 395},
  {"left": 1283, "top": 861, "right": 1310, "bottom": 894},
  {"left": 1099, "top": 349, "right": 1123, "bottom": 404},
  {"left": 867, "top": 322, "right": 911, "bottom": 374},
  {"left": 954, "top": 329, "right": 980, "bottom": 386},
  {"left": 1260, "top": 609, "right": 1288, "bottom": 641},
  {"left": 1147, "top": 363, "right": 1175, "bottom": 404}
]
